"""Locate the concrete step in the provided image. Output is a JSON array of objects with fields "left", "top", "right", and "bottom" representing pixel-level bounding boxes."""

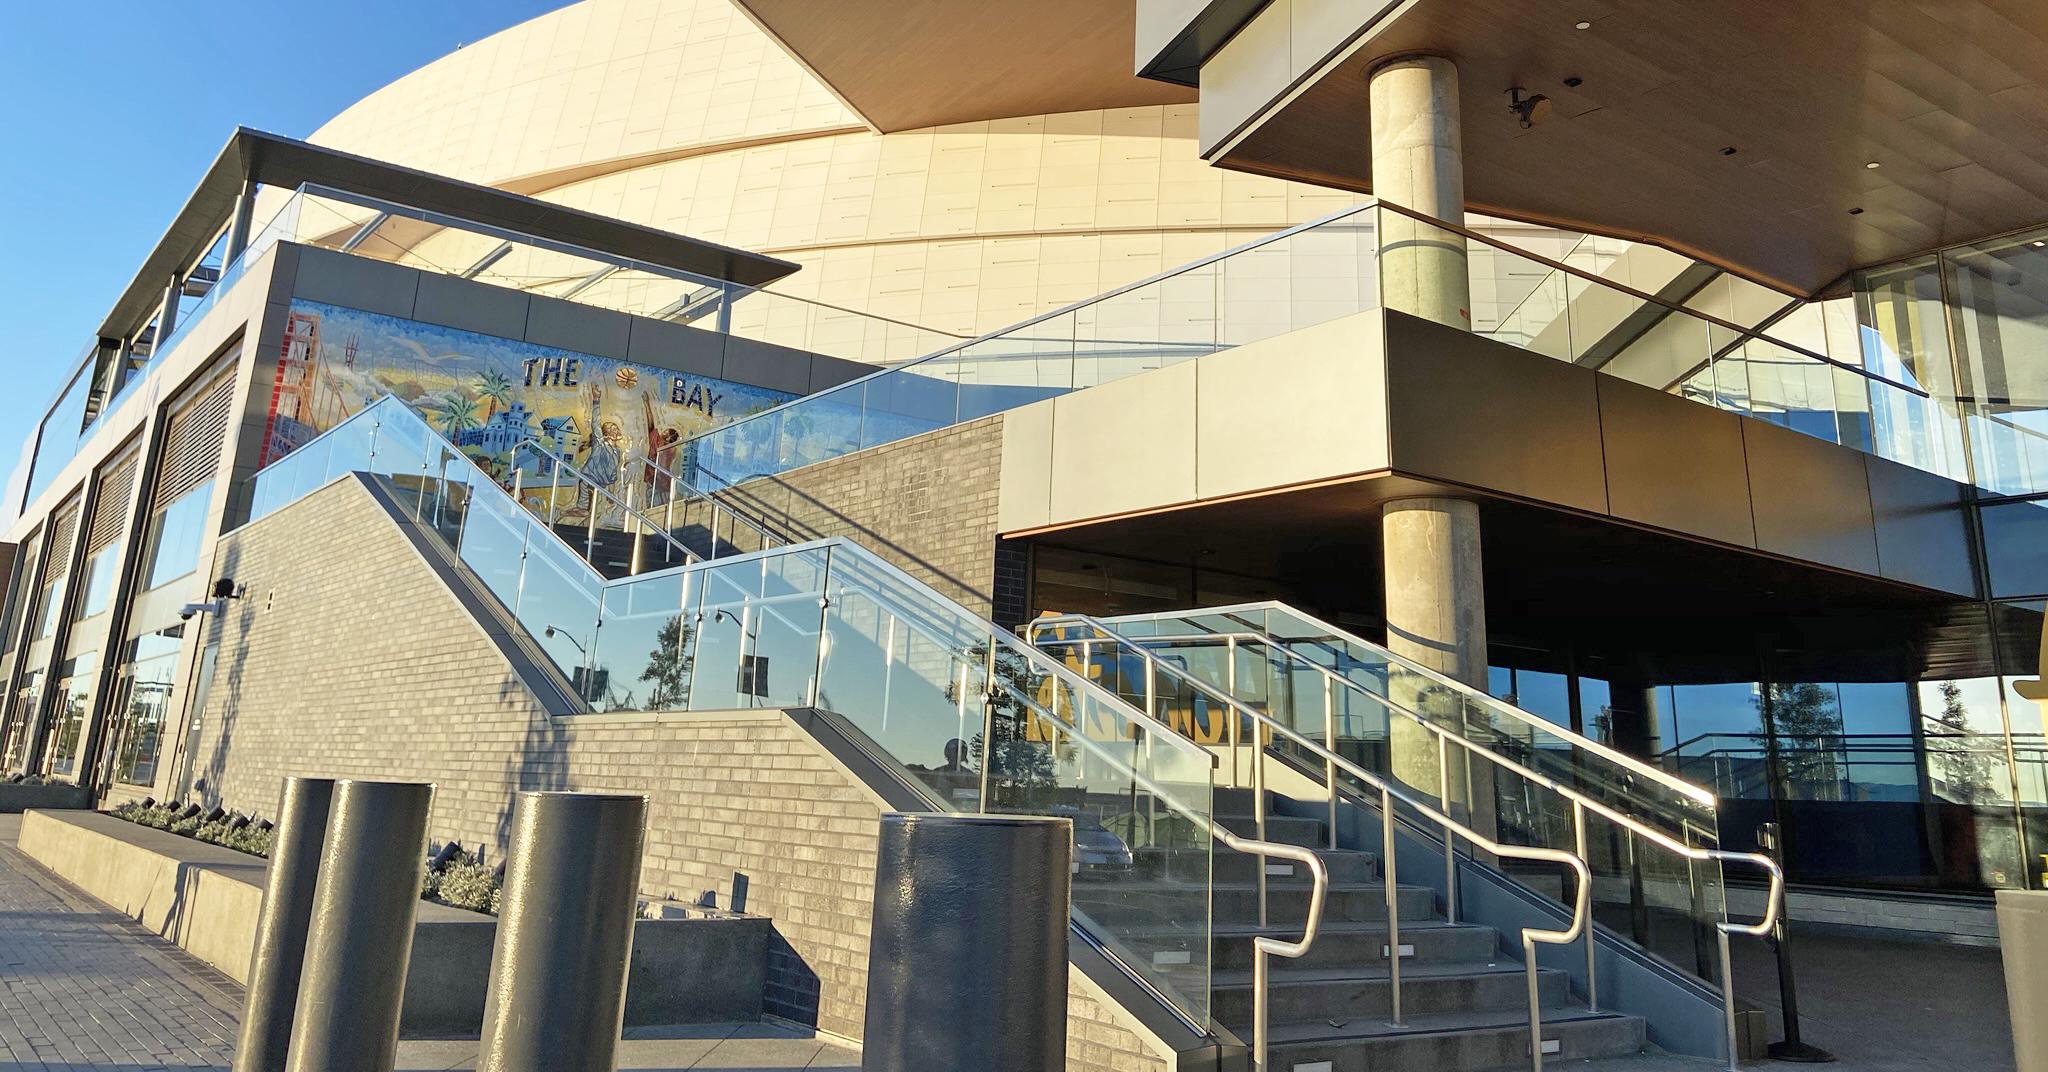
[
  {"left": 1212, "top": 962, "right": 1571, "bottom": 1025},
  {"left": 1218, "top": 813, "right": 1328, "bottom": 848},
  {"left": 1210, "top": 920, "right": 1501, "bottom": 971},
  {"left": 1213, "top": 882, "right": 1435, "bottom": 926},
  {"left": 1212, "top": 848, "right": 1378, "bottom": 886},
  {"left": 1072, "top": 882, "right": 1435, "bottom": 931},
  {"left": 1263, "top": 1006, "right": 1648, "bottom": 1072}
]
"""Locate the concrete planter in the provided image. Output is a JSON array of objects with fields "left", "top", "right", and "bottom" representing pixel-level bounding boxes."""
[
  {"left": 15, "top": 809, "right": 769, "bottom": 1034},
  {"left": 0, "top": 782, "right": 91, "bottom": 813}
]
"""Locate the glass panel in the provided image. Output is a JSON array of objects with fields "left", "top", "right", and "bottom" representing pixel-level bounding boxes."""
[
  {"left": 43, "top": 651, "right": 98, "bottom": 782},
  {"left": 1982, "top": 499, "right": 2048, "bottom": 599},
  {"left": 142, "top": 479, "right": 214, "bottom": 591},
  {"left": 111, "top": 633, "right": 182, "bottom": 787},
  {"left": 587, "top": 572, "right": 685, "bottom": 713},
  {"left": 518, "top": 527, "right": 601, "bottom": 690}
]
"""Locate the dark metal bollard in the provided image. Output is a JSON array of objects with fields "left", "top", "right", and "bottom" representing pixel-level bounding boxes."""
[
  {"left": 284, "top": 780, "right": 434, "bottom": 1072},
  {"left": 862, "top": 813, "right": 1072, "bottom": 1072},
  {"left": 232, "top": 777, "right": 336, "bottom": 1072},
  {"left": 478, "top": 792, "right": 648, "bottom": 1072}
]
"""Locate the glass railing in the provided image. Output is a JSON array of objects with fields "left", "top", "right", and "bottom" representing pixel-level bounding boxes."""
[
  {"left": 683, "top": 200, "right": 1957, "bottom": 495},
  {"left": 243, "top": 394, "right": 1230, "bottom": 1028},
  {"left": 1062, "top": 603, "right": 1735, "bottom": 986},
  {"left": 1392, "top": 204, "right": 1969, "bottom": 485},
  {"left": 681, "top": 201, "right": 1383, "bottom": 489}
]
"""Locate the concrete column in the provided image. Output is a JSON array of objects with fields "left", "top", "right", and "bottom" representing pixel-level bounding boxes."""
[
  {"left": 1370, "top": 55, "right": 1470, "bottom": 329},
  {"left": 1382, "top": 497, "right": 1493, "bottom": 837}
]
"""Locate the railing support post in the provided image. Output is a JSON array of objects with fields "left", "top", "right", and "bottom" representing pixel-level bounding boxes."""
[
  {"left": 1576, "top": 799, "right": 1596, "bottom": 1012},
  {"left": 1383, "top": 785, "right": 1402, "bottom": 1026},
  {"left": 1441, "top": 731, "right": 1458, "bottom": 923},
  {"left": 1323, "top": 678, "right": 1338, "bottom": 851}
]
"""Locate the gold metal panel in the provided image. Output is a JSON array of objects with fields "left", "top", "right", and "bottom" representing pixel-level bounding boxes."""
[
  {"left": 1594, "top": 376, "right": 1756, "bottom": 549},
  {"left": 1742, "top": 419, "right": 1880, "bottom": 576},
  {"left": 1382, "top": 312, "right": 1609, "bottom": 515}
]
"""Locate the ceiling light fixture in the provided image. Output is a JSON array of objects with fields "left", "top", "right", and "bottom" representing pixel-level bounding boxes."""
[
  {"left": 1575, "top": 20, "right": 1592, "bottom": 29},
  {"left": 1865, "top": 161, "right": 1881, "bottom": 169},
  {"left": 1849, "top": 207, "right": 1866, "bottom": 215}
]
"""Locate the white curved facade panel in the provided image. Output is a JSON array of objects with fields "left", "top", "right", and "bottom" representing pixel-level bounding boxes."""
[{"left": 309, "top": 0, "right": 1577, "bottom": 346}]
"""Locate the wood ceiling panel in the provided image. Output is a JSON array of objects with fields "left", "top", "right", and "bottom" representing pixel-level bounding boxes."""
[{"left": 1212, "top": 0, "right": 2048, "bottom": 294}]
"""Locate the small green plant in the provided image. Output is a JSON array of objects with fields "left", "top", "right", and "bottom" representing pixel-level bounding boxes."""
[
  {"left": 110, "top": 802, "right": 272, "bottom": 857},
  {"left": 424, "top": 847, "right": 502, "bottom": 915}
]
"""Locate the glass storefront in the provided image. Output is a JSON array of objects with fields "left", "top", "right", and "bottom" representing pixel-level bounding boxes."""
[
  {"left": 41, "top": 651, "right": 97, "bottom": 782},
  {"left": 108, "top": 631, "right": 181, "bottom": 788},
  {"left": 0, "top": 670, "right": 41, "bottom": 773}
]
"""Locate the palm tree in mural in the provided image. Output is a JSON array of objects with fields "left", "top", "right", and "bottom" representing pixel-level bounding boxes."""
[
  {"left": 474, "top": 370, "right": 516, "bottom": 424},
  {"left": 431, "top": 392, "right": 481, "bottom": 442}
]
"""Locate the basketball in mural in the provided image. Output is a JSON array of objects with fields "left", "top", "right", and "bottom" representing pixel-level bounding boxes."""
[{"left": 615, "top": 367, "right": 639, "bottom": 390}]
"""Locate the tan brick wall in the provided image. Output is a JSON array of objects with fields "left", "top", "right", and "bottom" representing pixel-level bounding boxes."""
[{"left": 185, "top": 474, "right": 1164, "bottom": 1070}]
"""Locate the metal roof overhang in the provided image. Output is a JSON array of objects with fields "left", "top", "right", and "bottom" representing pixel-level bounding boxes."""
[{"left": 98, "top": 128, "right": 801, "bottom": 341}]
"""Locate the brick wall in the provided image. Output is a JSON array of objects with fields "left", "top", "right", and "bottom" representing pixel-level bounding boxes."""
[
  {"left": 187, "top": 475, "right": 1164, "bottom": 1070},
  {"left": 701, "top": 416, "right": 1007, "bottom": 617}
]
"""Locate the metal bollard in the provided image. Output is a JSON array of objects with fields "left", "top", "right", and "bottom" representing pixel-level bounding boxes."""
[
  {"left": 862, "top": 813, "right": 1071, "bottom": 1072},
  {"left": 232, "top": 777, "right": 336, "bottom": 1072},
  {"left": 478, "top": 792, "right": 648, "bottom": 1072},
  {"left": 284, "top": 780, "right": 434, "bottom": 1072}
]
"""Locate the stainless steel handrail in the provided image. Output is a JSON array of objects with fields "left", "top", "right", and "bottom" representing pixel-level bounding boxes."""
[
  {"left": 243, "top": 393, "right": 1325, "bottom": 1053},
  {"left": 510, "top": 436, "right": 700, "bottom": 572},
  {"left": 1033, "top": 615, "right": 1593, "bottom": 1072},
  {"left": 617, "top": 447, "right": 792, "bottom": 556},
  {"left": 1105, "top": 601, "right": 1716, "bottom": 809},
  {"left": 1034, "top": 613, "right": 1783, "bottom": 1072}
]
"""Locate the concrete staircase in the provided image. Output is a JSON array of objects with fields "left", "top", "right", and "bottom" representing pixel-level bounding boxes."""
[{"left": 1205, "top": 789, "right": 1647, "bottom": 1072}]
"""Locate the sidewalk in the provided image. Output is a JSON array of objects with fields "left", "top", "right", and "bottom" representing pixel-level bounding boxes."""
[{"left": 0, "top": 815, "right": 855, "bottom": 1071}]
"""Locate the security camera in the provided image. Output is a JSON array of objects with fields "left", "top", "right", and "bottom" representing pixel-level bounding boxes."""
[{"left": 179, "top": 599, "right": 226, "bottom": 621}]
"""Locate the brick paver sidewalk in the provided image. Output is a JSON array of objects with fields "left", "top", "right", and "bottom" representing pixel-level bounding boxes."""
[{"left": 0, "top": 825, "right": 240, "bottom": 1071}]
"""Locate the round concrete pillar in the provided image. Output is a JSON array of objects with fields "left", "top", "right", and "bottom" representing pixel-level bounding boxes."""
[
  {"left": 861, "top": 813, "right": 1070, "bottom": 1072},
  {"left": 1382, "top": 498, "right": 1493, "bottom": 834},
  {"left": 478, "top": 792, "right": 648, "bottom": 1072},
  {"left": 1370, "top": 55, "right": 1470, "bottom": 329},
  {"left": 233, "top": 776, "right": 336, "bottom": 1072},
  {"left": 284, "top": 780, "right": 434, "bottom": 1072}
]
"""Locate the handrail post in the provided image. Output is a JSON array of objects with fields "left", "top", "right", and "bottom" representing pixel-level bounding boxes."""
[
  {"left": 1255, "top": 723, "right": 1269, "bottom": 929},
  {"left": 1382, "top": 785, "right": 1402, "bottom": 1025},
  {"left": 626, "top": 484, "right": 645, "bottom": 576},
  {"left": 1323, "top": 677, "right": 1338, "bottom": 851},
  {"left": 584, "top": 482, "right": 600, "bottom": 564},
  {"left": 978, "top": 640, "right": 997, "bottom": 810},
  {"left": 711, "top": 502, "right": 723, "bottom": 560},
  {"left": 1441, "top": 732, "right": 1458, "bottom": 924},
  {"left": 1575, "top": 799, "right": 1596, "bottom": 1012},
  {"left": 1718, "top": 926, "right": 1739, "bottom": 1072},
  {"left": 1527, "top": 938, "right": 1546, "bottom": 1072}
]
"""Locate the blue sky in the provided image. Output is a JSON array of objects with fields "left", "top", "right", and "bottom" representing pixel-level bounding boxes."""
[{"left": 0, "top": 0, "right": 565, "bottom": 447}]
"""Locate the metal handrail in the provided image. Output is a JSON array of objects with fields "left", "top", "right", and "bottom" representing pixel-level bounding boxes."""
[
  {"left": 617, "top": 447, "right": 794, "bottom": 554},
  {"left": 510, "top": 436, "right": 700, "bottom": 572},
  {"left": 245, "top": 394, "right": 1320, "bottom": 1050},
  {"left": 1100, "top": 602, "right": 1716, "bottom": 810},
  {"left": 1033, "top": 615, "right": 1592, "bottom": 1072},
  {"left": 1033, "top": 613, "right": 1783, "bottom": 1072},
  {"left": 1146, "top": 629, "right": 1719, "bottom": 832}
]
